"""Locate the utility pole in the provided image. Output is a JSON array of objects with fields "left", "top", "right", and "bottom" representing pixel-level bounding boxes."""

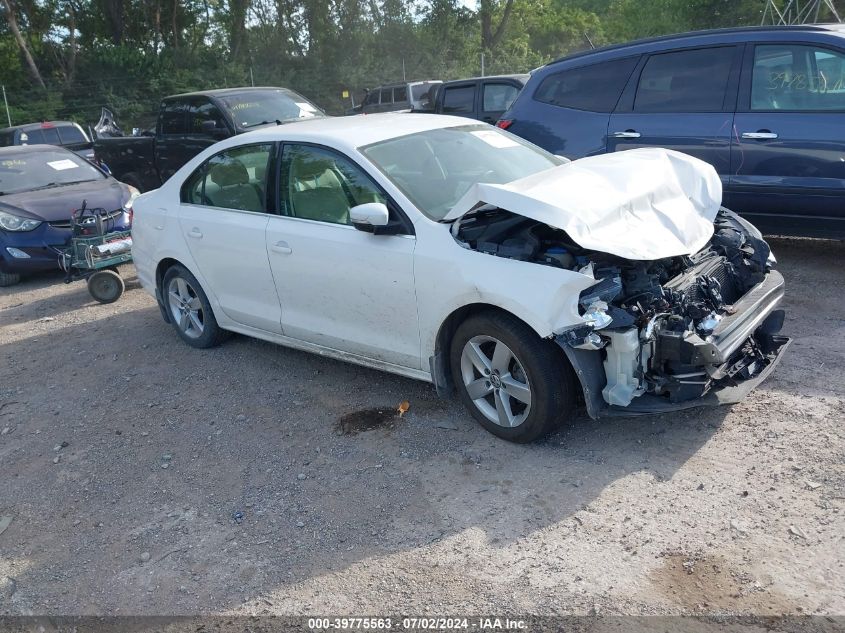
[
  {"left": 481, "top": 53, "right": 485, "bottom": 77},
  {"left": 2, "top": 86, "right": 11, "bottom": 127},
  {"left": 402, "top": 58, "right": 406, "bottom": 81},
  {"left": 249, "top": 67, "right": 255, "bottom": 87}
]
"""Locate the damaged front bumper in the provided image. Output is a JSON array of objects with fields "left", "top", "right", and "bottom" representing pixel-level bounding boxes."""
[{"left": 556, "top": 269, "right": 791, "bottom": 419}]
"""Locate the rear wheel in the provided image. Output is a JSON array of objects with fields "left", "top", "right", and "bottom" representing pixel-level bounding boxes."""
[
  {"left": 87, "top": 270, "right": 124, "bottom": 303},
  {"left": 0, "top": 271, "right": 21, "bottom": 287},
  {"left": 162, "top": 264, "right": 227, "bottom": 349},
  {"left": 450, "top": 311, "right": 576, "bottom": 443}
]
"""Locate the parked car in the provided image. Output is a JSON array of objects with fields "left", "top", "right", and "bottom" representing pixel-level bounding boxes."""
[
  {"left": 357, "top": 81, "right": 442, "bottom": 114},
  {"left": 94, "top": 87, "right": 326, "bottom": 192},
  {"left": 131, "top": 114, "right": 789, "bottom": 442},
  {"left": 499, "top": 25, "right": 845, "bottom": 238},
  {"left": 0, "top": 121, "right": 95, "bottom": 161},
  {"left": 428, "top": 74, "right": 529, "bottom": 124},
  {"left": 0, "top": 144, "right": 137, "bottom": 286}
]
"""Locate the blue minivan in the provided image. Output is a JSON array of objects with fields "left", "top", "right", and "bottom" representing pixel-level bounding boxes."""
[{"left": 499, "top": 25, "right": 845, "bottom": 238}]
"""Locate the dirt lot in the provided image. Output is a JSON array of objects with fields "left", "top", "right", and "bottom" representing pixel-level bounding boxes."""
[{"left": 0, "top": 237, "right": 843, "bottom": 618}]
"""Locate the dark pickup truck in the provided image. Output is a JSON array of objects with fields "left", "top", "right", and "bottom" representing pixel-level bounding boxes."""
[
  {"left": 426, "top": 74, "right": 529, "bottom": 124},
  {"left": 94, "top": 87, "right": 325, "bottom": 192}
]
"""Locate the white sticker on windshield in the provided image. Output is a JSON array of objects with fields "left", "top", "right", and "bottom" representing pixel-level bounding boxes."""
[
  {"left": 471, "top": 130, "right": 520, "bottom": 148},
  {"left": 296, "top": 102, "right": 317, "bottom": 112},
  {"left": 47, "top": 159, "right": 80, "bottom": 171}
]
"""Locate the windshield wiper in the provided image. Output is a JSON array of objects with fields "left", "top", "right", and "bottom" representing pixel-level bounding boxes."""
[
  {"left": 30, "top": 180, "right": 93, "bottom": 191},
  {"left": 241, "top": 120, "right": 281, "bottom": 129}
]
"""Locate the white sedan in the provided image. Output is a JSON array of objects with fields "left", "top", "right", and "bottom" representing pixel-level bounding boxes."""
[{"left": 132, "top": 114, "right": 790, "bottom": 442}]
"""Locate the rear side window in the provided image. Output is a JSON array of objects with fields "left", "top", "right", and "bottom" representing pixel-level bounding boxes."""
[
  {"left": 634, "top": 47, "right": 736, "bottom": 112},
  {"left": 180, "top": 143, "right": 273, "bottom": 212},
  {"left": 57, "top": 125, "right": 87, "bottom": 144},
  {"left": 534, "top": 57, "right": 638, "bottom": 113},
  {"left": 160, "top": 101, "right": 187, "bottom": 135},
  {"left": 394, "top": 86, "right": 408, "bottom": 103},
  {"left": 751, "top": 44, "right": 845, "bottom": 111},
  {"left": 380, "top": 89, "right": 393, "bottom": 105},
  {"left": 442, "top": 85, "right": 475, "bottom": 113}
]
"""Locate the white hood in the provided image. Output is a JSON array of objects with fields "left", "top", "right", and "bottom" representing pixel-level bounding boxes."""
[{"left": 444, "top": 148, "right": 723, "bottom": 261}]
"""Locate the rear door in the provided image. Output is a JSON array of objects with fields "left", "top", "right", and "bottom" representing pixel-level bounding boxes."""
[
  {"left": 479, "top": 80, "right": 522, "bottom": 124},
  {"left": 608, "top": 45, "right": 742, "bottom": 190},
  {"left": 177, "top": 142, "right": 283, "bottom": 333},
  {"left": 155, "top": 99, "right": 191, "bottom": 183},
  {"left": 729, "top": 41, "right": 845, "bottom": 235}
]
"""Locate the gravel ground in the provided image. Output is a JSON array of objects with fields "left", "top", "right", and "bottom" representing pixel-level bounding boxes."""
[{"left": 0, "top": 237, "right": 842, "bottom": 618}]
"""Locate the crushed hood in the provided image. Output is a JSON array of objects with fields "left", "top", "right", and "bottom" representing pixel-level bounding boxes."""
[{"left": 444, "top": 148, "right": 723, "bottom": 261}]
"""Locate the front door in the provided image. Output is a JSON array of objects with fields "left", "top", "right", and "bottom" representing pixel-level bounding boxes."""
[
  {"left": 608, "top": 45, "right": 742, "bottom": 190},
  {"left": 177, "top": 142, "right": 283, "bottom": 333},
  {"left": 729, "top": 42, "right": 845, "bottom": 235},
  {"left": 265, "top": 143, "right": 421, "bottom": 369}
]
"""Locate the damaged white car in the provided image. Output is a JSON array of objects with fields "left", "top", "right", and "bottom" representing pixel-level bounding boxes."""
[{"left": 132, "top": 114, "right": 790, "bottom": 442}]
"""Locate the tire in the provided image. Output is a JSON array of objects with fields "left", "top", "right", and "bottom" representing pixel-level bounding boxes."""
[
  {"left": 450, "top": 311, "right": 576, "bottom": 443},
  {"left": 162, "top": 264, "right": 227, "bottom": 349},
  {"left": 87, "top": 270, "right": 124, "bottom": 304},
  {"left": 0, "top": 271, "right": 21, "bottom": 287}
]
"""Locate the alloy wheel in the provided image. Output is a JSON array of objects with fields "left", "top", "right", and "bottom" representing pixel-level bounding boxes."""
[{"left": 167, "top": 276, "right": 205, "bottom": 339}]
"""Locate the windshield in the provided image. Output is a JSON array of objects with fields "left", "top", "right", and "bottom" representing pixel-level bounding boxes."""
[
  {"left": 219, "top": 89, "right": 326, "bottom": 129},
  {"left": 0, "top": 147, "right": 105, "bottom": 196},
  {"left": 360, "top": 125, "right": 562, "bottom": 220}
]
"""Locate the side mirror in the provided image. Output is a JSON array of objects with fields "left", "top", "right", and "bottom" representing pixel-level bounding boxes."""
[
  {"left": 555, "top": 154, "right": 572, "bottom": 164},
  {"left": 201, "top": 120, "right": 230, "bottom": 139},
  {"left": 350, "top": 202, "right": 389, "bottom": 232}
]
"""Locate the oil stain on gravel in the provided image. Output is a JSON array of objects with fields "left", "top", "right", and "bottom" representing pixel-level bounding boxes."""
[{"left": 335, "top": 407, "right": 400, "bottom": 435}]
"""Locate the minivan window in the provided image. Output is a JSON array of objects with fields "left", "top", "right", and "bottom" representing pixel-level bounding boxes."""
[
  {"left": 751, "top": 44, "right": 845, "bottom": 111},
  {"left": 394, "top": 86, "right": 408, "bottom": 103},
  {"left": 442, "top": 85, "right": 475, "bottom": 113},
  {"left": 634, "top": 47, "right": 735, "bottom": 112},
  {"left": 380, "top": 89, "right": 393, "bottom": 105},
  {"left": 534, "top": 57, "right": 638, "bottom": 113}
]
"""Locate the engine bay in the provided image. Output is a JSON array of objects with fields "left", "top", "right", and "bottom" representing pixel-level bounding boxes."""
[{"left": 453, "top": 206, "right": 783, "bottom": 409}]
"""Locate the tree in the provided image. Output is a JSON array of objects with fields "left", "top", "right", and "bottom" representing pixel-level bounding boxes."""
[{"left": 1, "top": 0, "right": 46, "bottom": 88}]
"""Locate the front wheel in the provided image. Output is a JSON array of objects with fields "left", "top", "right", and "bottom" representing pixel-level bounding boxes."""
[
  {"left": 162, "top": 264, "right": 227, "bottom": 349},
  {"left": 450, "top": 311, "right": 576, "bottom": 443},
  {"left": 0, "top": 271, "right": 21, "bottom": 287}
]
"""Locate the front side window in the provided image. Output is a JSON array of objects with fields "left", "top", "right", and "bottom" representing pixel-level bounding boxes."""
[
  {"left": 751, "top": 44, "right": 845, "bottom": 111},
  {"left": 482, "top": 83, "right": 520, "bottom": 112},
  {"left": 361, "top": 124, "right": 562, "bottom": 220},
  {"left": 534, "top": 57, "right": 638, "bottom": 113},
  {"left": 187, "top": 99, "right": 228, "bottom": 135},
  {"left": 443, "top": 85, "right": 475, "bottom": 113},
  {"left": 364, "top": 90, "right": 379, "bottom": 106},
  {"left": 180, "top": 144, "right": 272, "bottom": 212},
  {"left": 281, "top": 144, "right": 386, "bottom": 226},
  {"left": 634, "top": 47, "right": 736, "bottom": 112}
]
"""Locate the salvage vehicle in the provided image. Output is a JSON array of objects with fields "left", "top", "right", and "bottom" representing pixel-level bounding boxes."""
[
  {"left": 0, "top": 145, "right": 137, "bottom": 286},
  {"left": 131, "top": 114, "right": 790, "bottom": 442},
  {"left": 94, "top": 87, "right": 325, "bottom": 192},
  {"left": 0, "top": 121, "right": 95, "bottom": 161},
  {"left": 427, "top": 74, "right": 529, "bottom": 124},
  {"left": 498, "top": 25, "right": 845, "bottom": 238}
]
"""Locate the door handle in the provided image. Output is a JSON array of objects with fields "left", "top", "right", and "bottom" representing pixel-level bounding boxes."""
[
  {"left": 610, "top": 130, "right": 641, "bottom": 139},
  {"left": 187, "top": 228, "right": 203, "bottom": 239},
  {"left": 741, "top": 131, "right": 778, "bottom": 140},
  {"left": 270, "top": 240, "right": 292, "bottom": 255}
]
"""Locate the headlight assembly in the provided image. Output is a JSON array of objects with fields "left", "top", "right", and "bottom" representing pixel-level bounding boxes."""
[{"left": 0, "top": 210, "right": 41, "bottom": 232}]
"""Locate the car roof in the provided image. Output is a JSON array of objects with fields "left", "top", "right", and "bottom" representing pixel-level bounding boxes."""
[
  {"left": 0, "top": 121, "right": 80, "bottom": 133},
  {"left": 443, "top": 74, "right": 530, "bottom": 84},
  {"left": 546, "top": 24, "right": 845, "bottom": 68},
  {"left": 0, "top": 143, "right": 73, "bottom": 156},
  {"left": 162, "top": 86, "right": 304, "bottom": 101},
  {"left": 225, "top": 113, "right": 482, "bottom": 152}
]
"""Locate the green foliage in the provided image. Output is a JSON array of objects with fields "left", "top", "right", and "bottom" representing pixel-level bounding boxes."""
[{"left": 1, "top": 0, "right": 837, "bottom": 127}]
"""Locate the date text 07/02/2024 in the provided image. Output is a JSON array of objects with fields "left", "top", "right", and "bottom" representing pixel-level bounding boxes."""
[{"left": 307, "top": 617, "right": 527, "bottom": 630}]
